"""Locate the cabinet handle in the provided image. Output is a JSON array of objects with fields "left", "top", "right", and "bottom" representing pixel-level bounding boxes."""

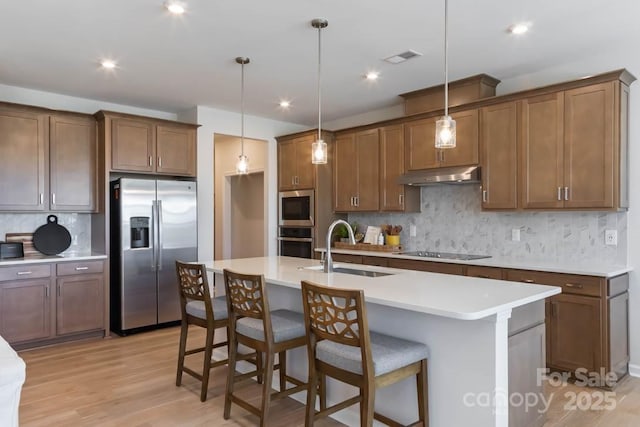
[
  {"left": 441, "top": 151, "right": 445, "bottom": 163},
  {"left": 292, "top": 176, "right": 295, "bottom": 185},
  {"left": 355, "top": 196, "right": 359, "bottom": 207},
  {"left": 521, "top": 279, "right": 535, "bottom": 283},
  {"left": 52, "top": 193, "right": 56, "bottom": 204},
  {"left": 295, "top": 176, "right": 299, "bottom": 185},
  {"left": 45, "top": 286, "right": 49, "bottom": 298},
  {"left": 482, "top": 190, "right": 488, "bottom": 203},
  {"left": 75, "top": 266, "right": 89, "bottom": 271},
  {"left": 158, "top": 157, "right": 162, "bottom": 168},
  {"left": 399, "top": 194, "right": 404, "bottom": 205},
  {"left": 564, "top": 187, "right": 569, "bottom": 201},
  {"left": 557, "top": 187, "right": 562, "bottom": 201},
  {"left": 149, "top": 156, "right": 153, "bottom": 167},
  {"left": 16, "top": 271, "right": 32, "bottom": 276},
  {"left": 476, "top": 275, "right": 491, "bottom": 279},
  {"left": 58, "top": 284, "right": 61, "bottom": 297},
  {"left": 39, "top": 193, "right": 44, "bottom": 205},
  {"left": 565, "top": 283, "right": 583, "bottom": 289}
]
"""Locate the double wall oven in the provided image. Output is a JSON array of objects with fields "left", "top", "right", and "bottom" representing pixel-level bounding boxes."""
[{"left": 278, "top": 190, "right": 314, "bottom": 258}]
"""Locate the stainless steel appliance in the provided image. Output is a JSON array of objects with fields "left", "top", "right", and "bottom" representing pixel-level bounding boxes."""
[
  {"left": 278, "top": 227, "right": 313, "bottom": 258},
  {"left": 399, "top": 250, "right": 491, "bottom": 260},
  {"left": 279, "top": 190, "right": 314, "bottom": 227},
  {"left": 110, "top": 178, "right": 197, "bottom": 335}
]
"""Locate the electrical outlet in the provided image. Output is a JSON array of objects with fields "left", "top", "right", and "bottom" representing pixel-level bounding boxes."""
[
  {"left": 410, "top": 224, "right": 417, "bottom": 237},
  {"left": 511, "top": 228, "right": 520, "bottom": 242},
  {"left": 605, "top": 230, "right": 618, "bottom": 246}
]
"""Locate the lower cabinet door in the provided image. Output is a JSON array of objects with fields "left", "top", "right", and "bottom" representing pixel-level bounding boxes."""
[
  {"left": 0, "top": 279, "right": 53, "bottom": 343},
  {"left": 56, "top": 274, "right": 104, "bottom": 335},
  {"left": 547, "top": 294, "right": 602, "bottom": 373}
]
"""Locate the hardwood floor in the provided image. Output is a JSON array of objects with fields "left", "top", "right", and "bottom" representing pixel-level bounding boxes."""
[
  {"left": 18, "top": 326, "right": 342, "bottom": 427},
  {"left": 17, "top": 326, "right": 640, "bottom": 426}
]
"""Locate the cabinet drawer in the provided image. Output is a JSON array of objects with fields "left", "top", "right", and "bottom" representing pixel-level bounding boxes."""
[
  {"left": 0, "top": 264, "right": 52, "bottom": 282},
  {"left": 362, "top": 256, "right": 388, "bottom": 267},
  {"left": 505, "top": 269, "right": 603, "bottom": 297},
  {"left": 57, "top": 261, "right": 104, "bottom": 276},
  {"left": 332, "top": 254, "right": 363, "bottom": 264},
  {"left": 467, "top": 265, "right": 504, "bottom": 280},
  {"left": 387, "top": 258, "right": 466, "bottom": 275}
]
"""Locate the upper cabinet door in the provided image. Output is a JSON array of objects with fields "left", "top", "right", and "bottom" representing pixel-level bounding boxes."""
[
  {"left": 294, "top": 135, "right": 316, "bottom": 189},
  {"left": 278, "top": 140, "right": 297, "bottom": 191},
  {"left": 380, "top": 125, "right": 406, "bottom": 211},
  {"left": 49, "top": 115, "right": 97, "bottom": 212},
  {"left": 480, "top": 102, "right": 518, "bottom": 209},
  {"left": 111, "top": 118, "right": 154, "bottom": 173},
  {"left": 440, "top": 109, "right": 479, "bottom": 167},
  {"left": 156, "top": 125, "right": 196, "bottom": 176},
  {"left": 333, "top": 133, "right": 358, "bottom": 211},
  {"left": 520, "top": 93, "right": 564, "bottom": 209},
  {"left": 405, "top": 118, "right": 438, "bottom": 170},
  {"left": 354, "top": 129, "right": 380, "bottom": 211},
  {"left": 564, "top": 82, "right": 615, "bottom": 209},
  {"left": 0, "top": 108, "right": 48, "bottom": 211}
]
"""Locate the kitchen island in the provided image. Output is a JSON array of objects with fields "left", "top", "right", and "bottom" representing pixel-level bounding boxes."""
[{"left": 205, "top": 256, "right": 561, "bottom": 427}]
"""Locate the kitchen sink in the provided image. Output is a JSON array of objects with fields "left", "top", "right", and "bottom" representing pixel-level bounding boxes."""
[{"left": 302, "top": 265, "right": 393, "bottom": 277}]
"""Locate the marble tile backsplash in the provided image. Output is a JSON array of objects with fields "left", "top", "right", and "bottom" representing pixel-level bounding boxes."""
[
  {"left": 0, "top": 213, "right": 92, "bottom": 254},
  {"left": 349, "top": 185, "right": 627, "bottom": 264}
]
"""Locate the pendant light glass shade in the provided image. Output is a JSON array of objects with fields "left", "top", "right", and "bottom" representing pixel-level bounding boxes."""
[
  {"left": 311, "top": 18, "right": 328, "bottom": 164},
  {"left": 435, "top": 0, "right": 456, "bottom": 149},
  {"left": 235, "top": 57, "right": 250, "bottom": 174}
]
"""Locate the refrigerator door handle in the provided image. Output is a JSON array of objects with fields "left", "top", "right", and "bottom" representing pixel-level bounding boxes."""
[
  {"left": 151, "top": 201, "right": 157, "bottom": 271},
  {"left": 157, "top": 200, "right": 163, "bottom": 271}
]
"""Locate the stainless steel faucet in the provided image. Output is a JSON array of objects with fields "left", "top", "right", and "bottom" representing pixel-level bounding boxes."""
[{"left": 324, "top": 219, "right": 355, "bottom": 273}]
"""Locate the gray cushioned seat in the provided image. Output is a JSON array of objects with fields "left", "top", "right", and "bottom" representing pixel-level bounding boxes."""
[
  {"left": 316, "top": 331, "right": 429, "bottom": 376},
  {"left": 236, "top": 309, "right": 305, "bottom": 343},
  {"left": 186, "top": 295, "right": 228, "bottom": 320}
]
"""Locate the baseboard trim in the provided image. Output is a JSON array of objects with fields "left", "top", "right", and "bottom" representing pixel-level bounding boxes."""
[{"left": 629, "top": 364, "right": 640, "bottom": 378}]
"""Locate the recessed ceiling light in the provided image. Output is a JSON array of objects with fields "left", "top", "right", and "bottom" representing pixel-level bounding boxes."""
[
  {"left": 508, "top": 23, "right": 530, "bottom": 35},
  {"left": 365, "top": 71, "right": 380, "bottom": 81},
  {"left": 165, "top": 1, "right": 185, "bottom": 15},
  {"left": 100, "top": 59, "right": 117, "bottom": 69},
  {"left": 279, "top": 100, "right": 291, "bottom": 109}
]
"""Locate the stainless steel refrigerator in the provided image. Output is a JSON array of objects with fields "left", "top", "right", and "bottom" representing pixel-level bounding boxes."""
[{"left": 110, "top": 178, "right": 197, "bottom": 335}]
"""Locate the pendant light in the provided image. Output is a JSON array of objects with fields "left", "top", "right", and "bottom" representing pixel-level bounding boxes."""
[
  {"left": 435, "top": 0, "right": 456, "bottom": 149},
  {"left": 311, "top": 18, "right": 328, "bottom": 164},
  {"left": 235, "top": 56, "right": 250, "bottom": 174}
]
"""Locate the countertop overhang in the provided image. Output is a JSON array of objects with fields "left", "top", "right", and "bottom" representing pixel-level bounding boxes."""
[
  {"left": 315, "top": 248, "right": 631, "bottom": 278},
  {"left": 204, "top": 256, "right": 560, "bottom": 321}
]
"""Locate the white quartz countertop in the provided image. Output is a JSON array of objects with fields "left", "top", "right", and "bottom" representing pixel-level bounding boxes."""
[
  {"left": 204, "top": 256, "right": 560, "bottom": 321},
  {"left": 315, "top": 248, "right": 631, "bottom": 278},
  {"left": 0, "top": 253, "right": 107, "bottom": 266}
]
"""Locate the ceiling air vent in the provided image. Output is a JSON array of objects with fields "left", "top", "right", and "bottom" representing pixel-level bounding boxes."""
[{"left": 383, "top": 49, "right": 423, "bottom": 64}]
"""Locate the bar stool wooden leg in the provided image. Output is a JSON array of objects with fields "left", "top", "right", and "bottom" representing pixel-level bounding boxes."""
[
  {"left": 224, "top": 335, "right": 238, "bottom": 419},
  {"left": 279, "top": 351, "right": 287, "bottom": 391},
  {"left": 319, "top": 372, "right": 327, "bottom": 411},
  {"left": 417, "top": 359, "right": 429, "bottom": 427},
  {"left": 361, "top": 383, "right": 375, "bottom": 427},
  {"left": 260, "top": 351, "right": 275, "bottom": 427},
  {"left": 305, "top": 366, "right": 318, "bottom": 427},
  {"left": 256, "top": 351, "right": 263, "bottom": 384},
  {"left": 200, "top": 326, "right": 215, "bottom": 402},
  {"left": 176, "top": 321, "right": 188, "bottom": 386}
]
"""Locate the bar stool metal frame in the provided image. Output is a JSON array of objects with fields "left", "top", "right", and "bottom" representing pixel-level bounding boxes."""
[
  {"left": 223, "top": 269, "right": 308, "bottom": 426},
  {"left": 301, "top": 280, "right": 429, "bottom": 427}
]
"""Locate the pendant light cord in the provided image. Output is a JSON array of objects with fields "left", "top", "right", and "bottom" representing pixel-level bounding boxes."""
[
  {"left": 317, "top": 25, "right": 322, "bottom": 141},
  {"left": 444, "top": 0, "right": 449, "bottom": 117},
  {"left": 241, "top": 61, "right": 245, "bottom": 156}
]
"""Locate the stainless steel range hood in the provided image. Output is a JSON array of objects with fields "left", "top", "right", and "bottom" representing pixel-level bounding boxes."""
[{"left": 397, "top": 165, "right": 481, "bottom": 186}]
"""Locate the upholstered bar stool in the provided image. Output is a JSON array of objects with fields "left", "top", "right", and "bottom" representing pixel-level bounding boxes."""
[
  {"left": 301, "top": 280, "right": 430, "bottom": 427},
  {"left": 223, "top": 268, "right": 308, "bottom": 427},
  {"left": 176, "top": 261, "right": 249, "bottom": 402}
]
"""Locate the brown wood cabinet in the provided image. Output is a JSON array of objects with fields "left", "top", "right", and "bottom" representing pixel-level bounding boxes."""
[
  {"left": 0, "top": 107, "right": 48, "bottom": 211},
  {"left": 49, "top": 115, "right": 97, "bottom": 211},
  {"left": 0, "top": 260, "right": 106, "bottom": 349},
  {"left": 101, "top": 112, "right": 197, "bottom": 177},
  {"left": 520, "top": 81, "right": 624, "bottom": 210},
  {"left": 380, "top": 125, "right": 419, "bottom": 212},
  {"left": 480, "top": 101, "right": 518, "bottom": 209},
  {"left": 334, "top": 129, "right": 380, "bottom": 212},
  {"left": 278, "top": 134, "right": 315, "bottom": 190},
  {"left": 466, "top": 265, "right": 504, "bottom": 280},
  {"left": 405, "top": 109, "right": 479, "bottom": 171},
  {"left": 386, "top": 258, "right": 466, "bottom": 275}
]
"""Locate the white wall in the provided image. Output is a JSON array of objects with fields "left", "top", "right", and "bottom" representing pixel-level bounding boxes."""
[{"left": 183, "top": 106, "right": 307, "bottom": 263}]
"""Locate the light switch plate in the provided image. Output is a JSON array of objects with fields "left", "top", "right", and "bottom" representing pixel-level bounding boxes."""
[
  {"left": 410, "top": 224, "right": 417, "bottom": 237},
  {"left": 605, "top": 230, "right": 618, "bottom": 246},
  {"left": 511, "top": 229, "right": 520, "bottom": 242}
]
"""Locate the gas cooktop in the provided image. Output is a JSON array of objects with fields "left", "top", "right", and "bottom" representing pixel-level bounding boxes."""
[{"left": 399, "top": 250, "right": 491, "bottom": 261}]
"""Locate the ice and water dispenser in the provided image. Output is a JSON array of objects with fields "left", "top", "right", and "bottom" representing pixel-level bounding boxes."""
[{"left": 130, "top": 217, "right": 150, "bottom": 249}]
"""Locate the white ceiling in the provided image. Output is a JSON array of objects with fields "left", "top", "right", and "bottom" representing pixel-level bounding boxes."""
[{"left": 1, "top": 0, "right": 638, "bottom": 126}]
